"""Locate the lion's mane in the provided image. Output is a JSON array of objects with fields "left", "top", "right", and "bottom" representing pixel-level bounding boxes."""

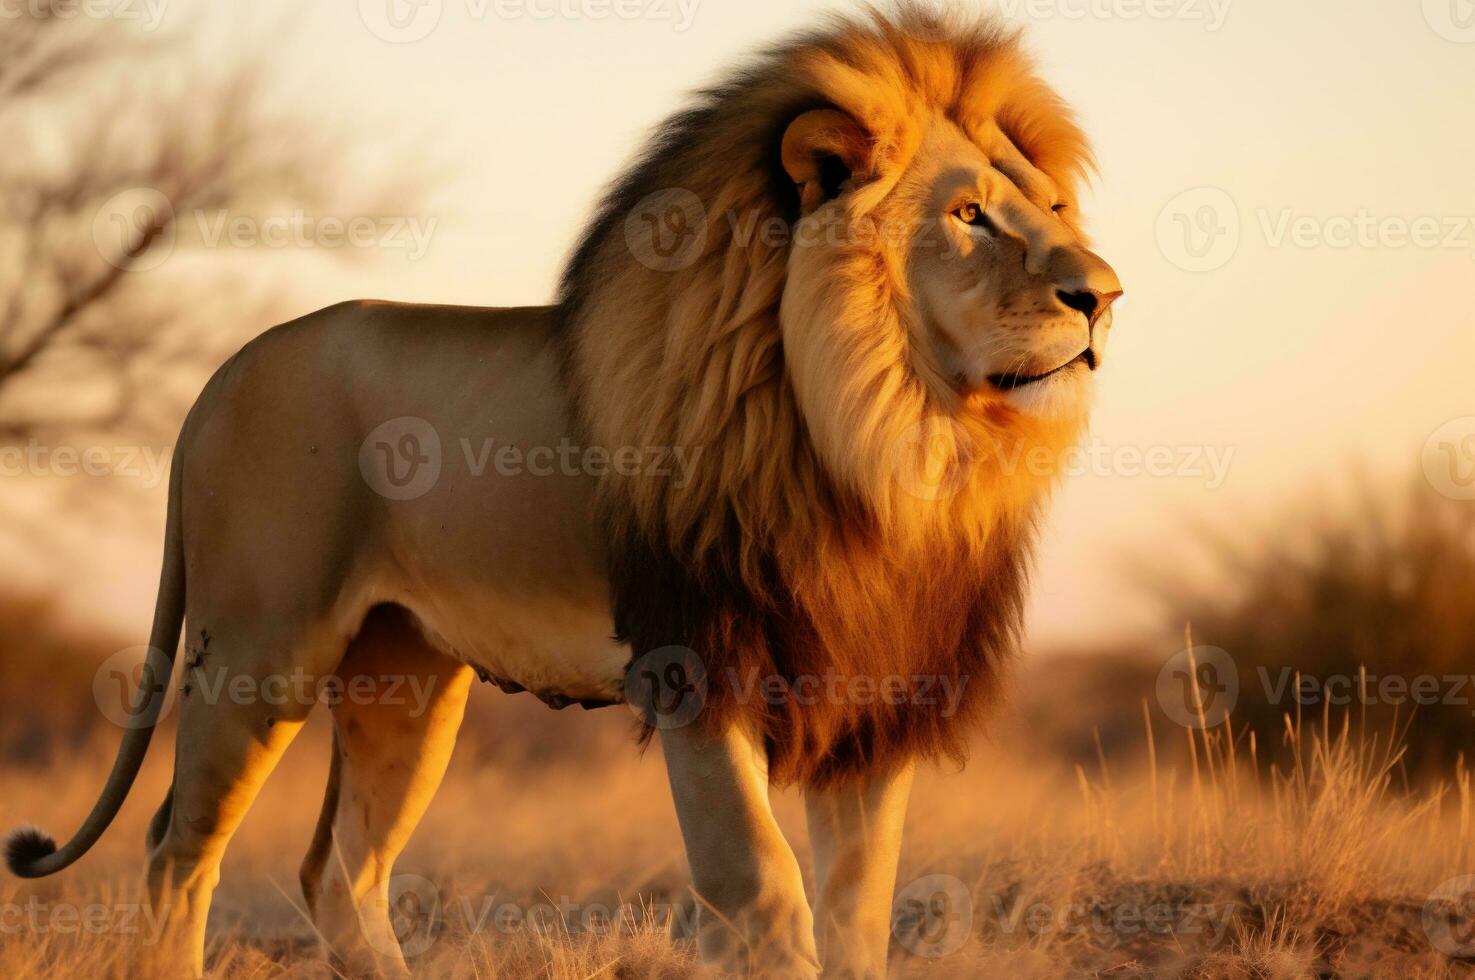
[{"left": 555, "top": 5, "right": 1094, "bottom": 785}]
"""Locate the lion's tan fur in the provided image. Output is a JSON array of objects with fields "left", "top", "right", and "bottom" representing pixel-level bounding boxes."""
[{"left": 558, "top": 6, "right": 1099, "bottom": 784}]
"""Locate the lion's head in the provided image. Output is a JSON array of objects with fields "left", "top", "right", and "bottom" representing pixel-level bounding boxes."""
[
  {"left": 557, "top": 6, "right": 1121, "bottom": 784},
  {"left": 781, "top": 95, "right": 1120, "bottom": 461}
]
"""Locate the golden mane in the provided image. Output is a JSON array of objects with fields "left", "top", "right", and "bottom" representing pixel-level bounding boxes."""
[{"left": 555, "top": 5, "right": 1095, "bottom": 785}]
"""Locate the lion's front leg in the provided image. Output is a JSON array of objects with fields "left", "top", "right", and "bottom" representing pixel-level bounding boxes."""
[
  {"left": 803, "top": 761, "right": 915, "bottom": 979},
  {"left": 660, "top": 722, "right": 819, "bottom": 977}
]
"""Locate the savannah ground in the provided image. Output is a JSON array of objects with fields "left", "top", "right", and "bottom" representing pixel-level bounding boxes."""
[{"left": 4, "top": 653, "right": 1474, "bottom": 980}]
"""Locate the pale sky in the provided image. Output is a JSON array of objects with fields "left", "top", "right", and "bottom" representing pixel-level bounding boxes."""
[{"left": 5, "top": 0, "right": 1473, "bottom": 651}]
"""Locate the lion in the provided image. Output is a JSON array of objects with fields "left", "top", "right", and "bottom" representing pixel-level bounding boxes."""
[{"left": 5, "top": 7, "right": 1120, "bottom": 978}]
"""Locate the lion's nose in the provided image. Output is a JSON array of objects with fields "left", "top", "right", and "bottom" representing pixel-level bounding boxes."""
[
  {"left": 1049, "top": 246, "right": 1123, "bottom": 326},
  {"left": 1055, "top": 286, "right": 1121, "bottom": 325}
]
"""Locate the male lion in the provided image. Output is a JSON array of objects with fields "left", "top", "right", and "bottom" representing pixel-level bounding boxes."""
[{"left": 6, "top": 8, "right": 1120, "bottom": 978}]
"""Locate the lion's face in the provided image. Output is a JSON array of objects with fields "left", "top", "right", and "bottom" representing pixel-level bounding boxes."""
[
  {"left": 900, "top": 120, "right": 1122, "bottom": 420},
  {"left": 780, "top": 109, "right": 1121, "bottom": 428}
]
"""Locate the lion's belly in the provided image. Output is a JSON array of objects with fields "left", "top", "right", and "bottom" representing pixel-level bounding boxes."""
[
  {"left": 378, "top": 466, "right": 630, "bottom": 706},
  {"left": 399, "top": 585, "right": 629, "bottom": 706}
]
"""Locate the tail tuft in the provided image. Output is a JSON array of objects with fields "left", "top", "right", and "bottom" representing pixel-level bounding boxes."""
[{"left": 5, "top": 826, "right": 58, "bottom": 877}]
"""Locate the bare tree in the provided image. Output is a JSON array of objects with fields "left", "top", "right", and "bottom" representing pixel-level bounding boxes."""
[{"left": 0, "top": 4, "right": 427, "bottom": 441}]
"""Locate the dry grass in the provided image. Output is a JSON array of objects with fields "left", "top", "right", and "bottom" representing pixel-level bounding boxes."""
[{"left": 4, "top": 678, "right": 1475, "bottom": 979}]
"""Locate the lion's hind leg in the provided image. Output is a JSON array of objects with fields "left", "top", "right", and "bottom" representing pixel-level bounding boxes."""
[
  {"left": 145, "top": 625, "right": 332, "bottom": 977},
  {"left": 302, "top": 605, "right": 473, "bottom": 978},
  {"left": 299, "top": 727, "right": 342, "bottom": 921}
]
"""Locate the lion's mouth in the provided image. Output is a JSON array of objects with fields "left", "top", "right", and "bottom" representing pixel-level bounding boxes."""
[{"left": 987, "top": 348, "right": 1095, "bottom": 391}]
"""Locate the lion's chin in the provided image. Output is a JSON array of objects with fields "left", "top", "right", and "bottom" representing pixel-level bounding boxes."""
[{"left": 987, "top": 361, "right": 1095, "bottom": 421}]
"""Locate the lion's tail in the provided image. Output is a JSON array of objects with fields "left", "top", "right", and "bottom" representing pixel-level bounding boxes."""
[{"left": 4, "top": 445, "right": 187, "bottom": 879}]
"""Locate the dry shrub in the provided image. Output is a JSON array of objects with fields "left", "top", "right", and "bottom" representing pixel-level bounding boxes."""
[
  {"left": 0, "top": 594, "right": 125, "bottom": 764},
  {"left": 1153, "top": 475, "right": 1475, "bottom": 777}
]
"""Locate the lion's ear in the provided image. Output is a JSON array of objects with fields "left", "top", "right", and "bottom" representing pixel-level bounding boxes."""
[{"left": 780, "top": 109, "right": 873, "bottom": 215}]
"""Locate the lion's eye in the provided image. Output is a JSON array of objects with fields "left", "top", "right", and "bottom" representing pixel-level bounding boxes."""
[
  {"left": 952, "top": 202, "right": 997, "bottom": 235},
  {"left": 1051, "top": 202, "right": 1069, "bottom": 215}
]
